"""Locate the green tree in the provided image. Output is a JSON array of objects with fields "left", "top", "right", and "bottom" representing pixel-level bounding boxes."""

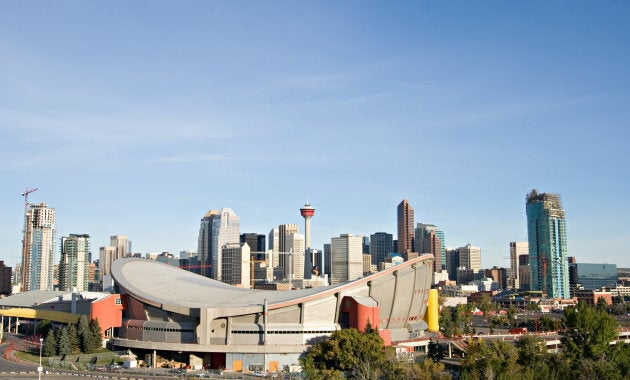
[
  {"left": 439, "top": 307, "right": 455, "bottom": 337},
  {"left": 561, "top": 301, "right": 619, "bottom": 362},
  {"left": 43, "top": 328, "right": 58, "bottom": 357},
  {"left": 77, "top": 315, "right": 91, "bottom": 353},
  {"left": 405, "top": 359, "right": 451, "bottom": 380},
  {"left": 596, "top": 296, "right": 608, "bottom": 311},
  {"left": 57, "top": 326, "right": 72, "bottom": 356},
  {"left": 38, "top": 320, "right": 54, "bottom": 339},
  {"left": 67, "top": 323, "right": 79, "bottom": 353},
  {"left": 85, "top": 318, "right": 103, "bottom": 353},
  {"left": 462, "top": 339, "right": 520, "bottom": 380},
  {"left": 300, "top": 328, "right": 398, "bottom": 380},
  {"left": 475, "top": 293, "right": 495, "bottom": 319},
  {"left": 516, "top": 334, "right": 552, "bottom": 377},
  {"left": 507, "top": 304, "right": 517, "bottom": 326},
  {"left": 427, "top": 339, "right": 444, "bottom": 363}
]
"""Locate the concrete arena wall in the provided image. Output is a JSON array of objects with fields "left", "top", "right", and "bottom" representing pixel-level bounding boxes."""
[{"left": 111, "top": 254, "right": 434, "bottom": 367}]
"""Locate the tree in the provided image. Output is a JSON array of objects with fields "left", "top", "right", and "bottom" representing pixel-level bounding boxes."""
[
  {"left": 427, "top": 339, "right": 444, "bottom": 363},
  {"left": 38, "top": 320, "right": 54, "bottom": 339},
  {"left": 57, "top": 326, "right": 72, "bottom": 356},
  {"left": 300, "top": 328, "right": 398, "bottom": 380},
  {"left": 43, "top": 329, "right": 58, "bottom": 357},
  {"left": 67, "top": 323, "right": 79, "bottom": 353},
  {"left": 454, "top": 304, "right": 472, "bottom": 336},
  {"left": 516, "top": 334, "right": 551, "bottom": 375},
  {"left": 462, "top": 339, "right": 520, "bottom": 380},
  {"left": 507, "top": 304, "right": 517, "bottom": 326},
  {"left": 439, "top": 307, "right": 455, "bottom": 337},
  {"left": 596, "top": 296, "right": 608, "bottom": 311},
  {"left": 77, "top": 315, "right": 91, "bottom": 353},
  {"left": 406, "top": 359, "right": 451, "bottom": 380},
  {"left": 85, "top": 318, "right": 103, "bottom": 353},
  {"left": 561, "top": 301, "right": 619, "bottom": 362},
  {"left": 475, "top": 293, "right": 495, "bottom": 319}
]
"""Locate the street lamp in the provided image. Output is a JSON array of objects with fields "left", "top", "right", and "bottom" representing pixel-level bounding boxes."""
[{"left": 38, "top": 337, "right": 43, "bottom": 380}]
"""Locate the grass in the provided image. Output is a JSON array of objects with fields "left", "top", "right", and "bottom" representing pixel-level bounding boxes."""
[{"left": 14, "top": 350, "right": 41, "bottom": 363}]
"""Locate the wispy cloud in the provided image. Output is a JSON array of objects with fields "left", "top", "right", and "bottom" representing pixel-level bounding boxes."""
[
  {"left": 148, "top": 153, "right": 231, "bottom": 163},
  {"left": 0, "top": 108, "right": 236, "bottom": 144}
]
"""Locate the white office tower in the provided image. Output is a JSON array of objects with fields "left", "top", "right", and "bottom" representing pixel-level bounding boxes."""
[
  {"left": 268, "top": 228, "right": 280, "bottom": 267},
  {"left": 509, "top": 242, "right": 529, "bottom": 289},
  {"left": 211, "top": 208, "right": 241, "bottom": 281},
  {"left": 59, "top": 234, "right": 90, "bottom": 291},
  {"left": 458, "top": 244, "right": 482, "bottom": 272},
  {"left": 221, "top": 243, "right": 251, "bottom": 288},
  {"left": 330, "top": 234, "right": 363, "bottom": 285},
  {"left": 285, "top": 233, "right": 305, "bottom": 281},
  {"left": 21, "top": 203, "right": 56, "bottom": 291}
]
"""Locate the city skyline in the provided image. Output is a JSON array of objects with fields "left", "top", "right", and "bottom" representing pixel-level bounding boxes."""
[{"left": 1, "top": 2, "right": 629, "bottom": 268}]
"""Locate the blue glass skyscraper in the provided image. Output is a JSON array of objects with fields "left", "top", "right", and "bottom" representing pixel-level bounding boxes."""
[{"left": 526, "top": 190, "right": 570, "bottom": 299}]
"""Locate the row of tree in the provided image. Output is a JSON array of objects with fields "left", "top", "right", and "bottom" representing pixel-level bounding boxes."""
[
  {"left": 299, "top": 324, "right": 450, "bottom": 380},
  {"left": 462, "top": 302, "right": 630, "bottom": 379},
  {"left": 41, "top": 316, "right": 102, "bottom": 357},
  {"left": 300, "top": 300, "right": 628, "bottom": 379}
]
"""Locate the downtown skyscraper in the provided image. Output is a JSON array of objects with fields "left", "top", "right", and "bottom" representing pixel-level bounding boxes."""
[
  {"left": 197, "top": 208, "right": 240, "bottom": 281},
  {"left": 21, "top": 203, "right": 56, "bottom": 291},
  {"left": 526, "top": 189, "right": 570, "bottom": 299},
  {"left": 397, "top": 199, "right": 414, "bottom": 257},
  {"left": 415, "top": 223, "right": 446, "bottom": 272}
]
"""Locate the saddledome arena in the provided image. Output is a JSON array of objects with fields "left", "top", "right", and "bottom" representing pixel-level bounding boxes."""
[{"left": 110, "top": 254, "right": 433, "bottom": 372}]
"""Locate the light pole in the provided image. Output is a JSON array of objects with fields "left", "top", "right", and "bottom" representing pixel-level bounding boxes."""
[{"left": 38, "top": 337, "right": 43, "bottom": 379}]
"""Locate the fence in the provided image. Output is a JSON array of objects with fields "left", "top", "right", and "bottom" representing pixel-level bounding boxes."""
[{"left": 47, "top": 350, "right": 128, "bottom": 370}]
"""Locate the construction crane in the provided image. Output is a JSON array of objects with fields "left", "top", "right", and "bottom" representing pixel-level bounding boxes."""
[
  {"left": 19, "top": 187, "right": 38, "bottom": 292},
  {"left": 21, "top": 187, "right": 39, "bottom": 213}
]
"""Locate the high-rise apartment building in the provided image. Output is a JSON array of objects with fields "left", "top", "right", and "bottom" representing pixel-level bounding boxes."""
[
  {"left": 509, "top": 242, "right": 529, "bottom": 289},
  {"left": 198, "top": 208, "right": 240, "bottom": 281},
  {"left": 415, "top": 224, "right": 446, "bottom": 271},
  {"left": 526, "top": 190, "right": 570, "bottom": 299},
  {"left": 330, "top": 234, "right": 363, "bottom": 285},
  {"left": 59, "top": 234, "right": 90, "bottom": 291},
  {"left": 21, "top": 203, "right": 56, "bottom": 291},
  {"left": 369, "top": 232, "right": 393, "bottom": 268},
  {"left": 397, "top": 199, "right": 414, "bottom": 256}
]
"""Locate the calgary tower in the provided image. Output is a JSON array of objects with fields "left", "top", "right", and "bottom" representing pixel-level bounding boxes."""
[{"left": 300, "top": 202, "right": 315, "bottom": 249}]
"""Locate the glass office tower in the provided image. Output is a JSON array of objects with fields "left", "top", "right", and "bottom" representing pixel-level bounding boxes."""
[{"left": 526, "top": 190, "right": 570, "bottom": 299}]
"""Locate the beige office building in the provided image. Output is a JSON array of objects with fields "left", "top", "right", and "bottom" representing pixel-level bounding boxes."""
[{"left": 331, "top": 234, "right": 363, "bottom": 285}]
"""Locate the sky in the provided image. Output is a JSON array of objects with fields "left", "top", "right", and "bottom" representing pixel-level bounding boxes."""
[{"left": 1, "top": 1, "right": 629, "bottom": 269}]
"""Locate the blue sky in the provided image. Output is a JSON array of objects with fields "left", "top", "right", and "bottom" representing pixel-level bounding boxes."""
[{"left": 1, "top": 1, "right": 629, "bottom": 269}]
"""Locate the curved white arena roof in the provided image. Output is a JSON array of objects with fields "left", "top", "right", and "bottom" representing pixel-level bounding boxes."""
[{"left": 111, "top": 255, "right": 433, "bottom": 314}]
